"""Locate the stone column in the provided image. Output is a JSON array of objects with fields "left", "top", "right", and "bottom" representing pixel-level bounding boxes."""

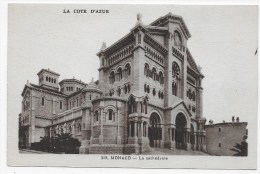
[
  {"left": 146, "top": 122, "right": 148, "bottom": 137},
  {"left": 56, "top": 125, "right": 59, "bottom": 135},
  {"left": 134, "top": 122, "right": 137, "bottom": 137},
  {"left": 169, "top": 127, "right": 172, "bottom": 142},
  {"left": 186, "top": 131, "right": 191, "bottom": 151},
  {"left": 160, "top": 125, "right": 164, "bottom": 148},
  {"left": 116, "top": 109, "right": 121, "bottom": 144},
  {"left": 99, "top": 109, "right": 104, "bottom": 145},
  {"left": 173, "top": 128, "right": 175, "bottom": 141},
  {"left": 52, "top": 98, "right": 56, "bottom": 115},
  {"left": 128, "top": 122, "right": 132, "bottom": 137},
  {"left": 194, "top": 132, "right": 197, "bottom": 150},
  {"left": 90, "top": 112, "right": 93, "bottom": 145},
  {"left": 140, "top": 121, "right": 143, "bottom": 137},
  {"left": 168, "top": 126, "right": 175, "bottom": 149},
  {"left": 64, "top": 123, "right": 67, "bottom": 133},
  {"left": 202, "top": 135, "right": 207, "bottom": 152},
  {"left": 177, "top": 78, "right": 181, "bottom": 98},
  {"left": 196, "top": 78, "right": 203, "bottom": 119},
  {"left": 143, "top": 122, "right": 145, "bottom": 137},
  {"left": 198, "top": 134, "right": 201, "bottom": 151}
]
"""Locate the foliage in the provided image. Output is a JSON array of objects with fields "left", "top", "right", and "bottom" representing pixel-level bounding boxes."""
[
  {"left": 230, "top": 141, "right": 248, "bottom": 156},
  {"left": 31, "top": 133, "right": 81, "bottom": 154}
]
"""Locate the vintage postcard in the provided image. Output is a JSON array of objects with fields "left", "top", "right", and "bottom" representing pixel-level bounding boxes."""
[{"left": 7, "top": 4, "right": 258, "bottom": 169}]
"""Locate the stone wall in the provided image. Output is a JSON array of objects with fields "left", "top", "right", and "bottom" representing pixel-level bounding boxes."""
[{"left": 206, "top": 122, "right": 247, "bottom": 156}]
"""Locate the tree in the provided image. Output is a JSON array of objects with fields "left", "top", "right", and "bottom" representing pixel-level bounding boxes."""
[
  {"left": 38, "top": 133, "right": 81, "bottom": 154},
  {"left": 53, "top": 133, "right": 81, "bottom": 154},
  {"left": 230, "top": 137, "right": 248, "bottom": 156}
]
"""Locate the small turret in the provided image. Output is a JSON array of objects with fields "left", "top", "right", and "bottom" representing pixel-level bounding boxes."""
[
  {"left": 100, "top": 42, "right": 106, "bottom": 52},
  {"left": 232, "top": 116, "right": 235, "bottom": 123},
  {"left": 82, "top": 78, "right": 102, "bottom": 106}
]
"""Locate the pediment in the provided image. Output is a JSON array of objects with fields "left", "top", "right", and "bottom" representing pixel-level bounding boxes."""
[
  {"left": 186, "top": 50, "right": 200, "bottom": 73},
  {"left": 171, "top": 101, "right": 192, "bottom": 117}
]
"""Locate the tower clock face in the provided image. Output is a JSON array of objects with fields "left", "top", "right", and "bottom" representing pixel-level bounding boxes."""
[{"left": 172, "top": 62, "right": 180, "bottom": 78}]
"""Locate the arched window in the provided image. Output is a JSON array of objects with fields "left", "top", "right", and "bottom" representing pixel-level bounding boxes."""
[
  {"left": 124, "top": 85, "right": 127, "bottom": 94},
  {"left": 60, "top": 126, "right": 63, "bottom": 134},
  {"left": 159, "top": 71, "right": 164, "bottom": 84},
  {"left": 68, "top": 124, "right": 72, "bottom": 133},
  {"left": 188, "top": 89, "right": 192, "bottom": 100},
  {"left": 144, "top": 84, "right": 147, "bottom": 92},
  {"left": 117, "top": 67, "right": 123, "bottom": 80},
  {"left": 172, "top": 82, "right": 177, "bottom": 96},
  {"left": 147, "top": 85, "right": 150, "bottom": 93},
  {"left": 128, "top": 84, "right": 131, "bottom": 93},
  {"left": 173, "top": 31, "right": 183, "bottom": 50},
  {"left": 46, "top": 76, "right": 48, "bottom": 81},
  {"left": 108, "top": 109, "right": 113, "bottom": 121},
  {"left": 59, "top": 101, "right": 63, "bottom": 109},
  {"left": 94, "top": 110, "right": 99, "bottom": 122},
  {"left": 118, "top": 87, "right": 121, "bottom": 96},
  {"left": 125, "top": 63, "right": 131, "bottom": 77},
  {"left": 152, "top": 68, "right": 157, "bottom": 81},
  {"left": 158, "top": 91, "right": 161, "bottom": 98},
  {"left": 172, "top": 62, "right": 180, "bottom": 78},
  {"left": 109, "top": 71, "right": 115, "bottom": 84},
  {"left": 192, "top": 91, "right": 196, "bottom": 101},
  {"left": 77, "top": 122, "right": 81, "bottom": 133},
  {"left": 41, "top": 97, "right": 45, "bottom": 106},
  {"left": 144, "top": 63, "right": 149, "bottom": 77},
  {"left": 143, "top": 99, "right": 148, "bottom": 114},
  {"left": 153, "top": 88, "right": 156, "bottom": 96},
  {"left": 109, "top": 90, "right": 113, "bottom": 96},
  {"left": 102, "top": 58, "right": 104, "bottom": 66}
]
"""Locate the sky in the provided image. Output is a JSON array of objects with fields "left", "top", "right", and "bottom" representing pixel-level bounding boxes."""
[{"left": 8, "top": 4, "right": 258, "bottom": 125}]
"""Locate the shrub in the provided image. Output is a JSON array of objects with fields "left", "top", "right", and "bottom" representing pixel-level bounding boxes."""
[{"left": 32, "top": 133, "right": 81, "bottom": 154}]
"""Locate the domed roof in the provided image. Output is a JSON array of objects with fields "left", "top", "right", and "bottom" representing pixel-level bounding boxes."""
[{"left": 83, "top": 78, "right": 101, "bottom": 92}]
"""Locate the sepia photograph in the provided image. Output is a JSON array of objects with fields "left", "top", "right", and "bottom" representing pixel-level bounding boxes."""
[{"left": 7, "top": 4, "right": 258, "bottom": 169}]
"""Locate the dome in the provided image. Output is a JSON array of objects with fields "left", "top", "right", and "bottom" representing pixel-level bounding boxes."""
[{"left": 83, "top": 78, "right": 101, "bottom": 92}]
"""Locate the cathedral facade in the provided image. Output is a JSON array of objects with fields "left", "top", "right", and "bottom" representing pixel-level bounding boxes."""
[{"left": 19, "top": 13, "right": 207, "bottom": 154}]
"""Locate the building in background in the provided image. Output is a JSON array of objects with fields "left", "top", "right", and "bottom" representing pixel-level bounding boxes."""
[
  {"left": 19, "top": 12, "right": 207, "bottom": 154},
  {"left": 205, "top": 117, "right": 248, "bottom": 156}
]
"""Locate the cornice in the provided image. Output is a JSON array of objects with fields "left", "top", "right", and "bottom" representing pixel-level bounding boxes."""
[
  {"left": 97, "top": 33, "right": 135, "bottom": 57},
  {"left": 144, "top": 34, "right": 168, "bottom": 56},
  {"left": 150, "top": 13, "right": 191, "bottom": 39},
  {"left": 22, "top": 84, "right": 67, "bottom": 98}
]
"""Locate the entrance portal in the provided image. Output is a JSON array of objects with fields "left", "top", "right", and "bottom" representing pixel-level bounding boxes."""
[
  {"left": 148, "top": 112, "right": 161, "bottom": 148},
  {"left": 175, "top": 113, "right": 187, "bottom": 149}
]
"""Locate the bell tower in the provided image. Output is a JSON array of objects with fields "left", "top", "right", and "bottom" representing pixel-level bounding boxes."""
[{"left": 37, "top": 68, "right": 60, "bottom": 91}]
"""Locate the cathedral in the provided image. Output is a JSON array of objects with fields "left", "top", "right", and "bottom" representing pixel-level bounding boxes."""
[{"left": 19, "top": 12, "right": 207, "bottom": 154}]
